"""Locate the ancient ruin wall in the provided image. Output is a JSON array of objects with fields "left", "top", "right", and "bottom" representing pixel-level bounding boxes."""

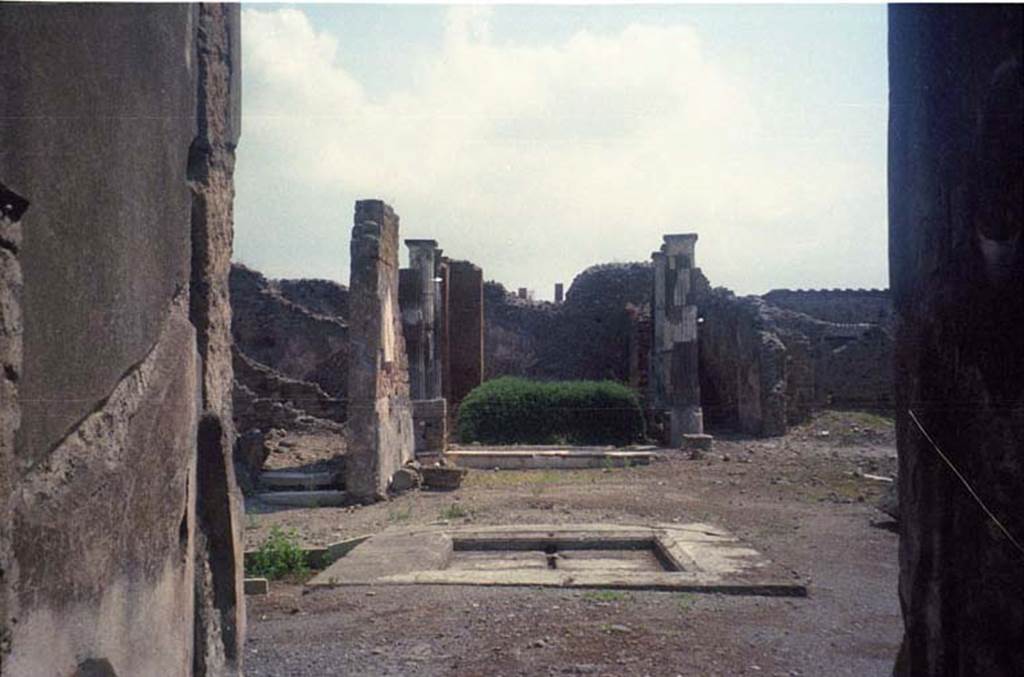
[
  {"left": 889, "top": 6, "right": 1023, "bottom": 674},
  {"left": 697, "top": 290, "right": 789, "bottom": 436},
  {"left": 230, "top": 263, "right": 349, "bottom": 397},
  {"left": 232, "top": 348, "right": 346, "bottom": 429},
  {"left": 276, "top": 277, "right": 349, "bottom": 318},
  {"left": 0, "top": 5, "right": 243, "bottom": 674},
  {"left": 346, "top": 200, "right": 415, "bottom": 500},
  {"left": 761, "top": 288, "right": 892, "bottom": 327},
  {"left": 484, "top": 263, "right": 653, "bottom": 383},
  {"left": 189, "top": 6, "right": 245, "bottom": 672}
]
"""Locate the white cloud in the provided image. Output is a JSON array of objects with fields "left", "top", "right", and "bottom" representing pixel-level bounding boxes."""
[{"left": 236, "top": 7, "right": 886, "bottom": 297}]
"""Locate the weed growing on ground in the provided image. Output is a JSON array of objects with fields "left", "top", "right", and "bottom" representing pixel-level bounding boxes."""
[
  {"left": 583, "top": 589, "right": 630, "bottom": 603},
  {"left": 439, "top": 503, "right": 470, "bottom": 520},
  {"left": 388, "top": 504, "right": 413, "bottom": 522},
  {"left": 246, "top": 526, "right": 308, "bottom": 580},
  {"left": 676, "top": 593, "right": 695, "bottom": 611}
]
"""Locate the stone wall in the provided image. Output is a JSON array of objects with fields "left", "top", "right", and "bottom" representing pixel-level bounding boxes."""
[
  {"left": 696, "top": 285, "right": 894, "bottom": 437},
  {"left": 276, "top": 277, "right": 349, "bottom": 318},
  {"left": 230, "top": 263, "right": 349, "bottom": 397},
  {"left": 346, "top": 200, "right": 415, "bottom": 501},
  {"left": 479, "top": 257, "right": 893, "bottom": 439},
  {"left": 889, "top": 6, "right": 1023, "bottom": 674},
  {"left": 0, "top": 4, "right": 243, "bottom": 675},
  {"left": 484, "top": 263, "right": 653, "bottom": 383},
  {"left": 761, "top": 288, "right": 892, "bottom": 327},
  {"left": 818, "top": 326, "right": 895, "bottom": 409},
  {"left": 697, "top": 290, "right": 789, "bottom": 436},
  {"left": 232, "top": 348, "right": 346, "bottom": 431},
  {"left": 483, "top": 281, "right": 556, "bottom": 379}
]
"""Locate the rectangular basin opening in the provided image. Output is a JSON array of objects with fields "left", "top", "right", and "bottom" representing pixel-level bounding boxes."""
[{"left": 449, "top": 535, "right": 683, "bottom": 574}]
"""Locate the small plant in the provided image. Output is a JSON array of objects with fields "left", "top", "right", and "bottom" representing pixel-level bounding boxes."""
[
  {"left": 676, "top": 593, "right": 695, "bottom": 612},
  {"left": 246, "top": 526, "right": 308, "bottom": 580},
  {"left": 439, "top": 503, "right": 470, "bottom": 520},
  {"left": 388, "top": 504, "right": 413, "bottom": 522},
  {"left": 583, "top": 589, "right": 629, "bottom": 603}
]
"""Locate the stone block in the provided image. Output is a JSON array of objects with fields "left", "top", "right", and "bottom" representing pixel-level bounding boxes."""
[
  {"left": 680, "top": 433, "right": 714, "bottom": 453},
  {"left": 389, "top": 466, "right": 422, "bottom": 493},
  {"left": 243, "top": 578, "right": 269, "bottom": 596},
  {"left": 412, "top": 398, "right": 448, "bottom": 455},
  {"left": 421, "top": 465, "right": 468, "bottom": 491}
]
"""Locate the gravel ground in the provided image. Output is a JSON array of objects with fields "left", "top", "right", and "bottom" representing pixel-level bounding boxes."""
[{"left": 244, "top": 410, "right": 902, "bottom": 676}]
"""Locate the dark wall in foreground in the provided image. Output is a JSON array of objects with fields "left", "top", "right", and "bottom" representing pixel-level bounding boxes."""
[
  {"left": 0, "top": 4, "right": 243, "bottom": 675},
  {"left": 889, "top": 5, "right": 1023, "bottom": 675}
]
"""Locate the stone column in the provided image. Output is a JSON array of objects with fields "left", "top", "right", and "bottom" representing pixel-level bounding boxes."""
[
  {"left": 405, "top": 239, "right": 441, "bottom": 399},
  {"left": 347, "top": 200, "right": 415, "bottom": 501},
  {"left": 650, "top": 234, "right": 704, "bottom": 445},
  {"left": 554, "top": 283, "right": 564, "bottom": 303},
  {"left": 448, "top": 260, "right": 484, "bottom": 405},
  {"left": 437, "top": 257, "right": 452, "bottom": 402},
  {"left": 398, "top": 267, "right": 424, "bottom": 396},
  {"left": 889, "top": 5, "right": 1023, "bottom": 675}
]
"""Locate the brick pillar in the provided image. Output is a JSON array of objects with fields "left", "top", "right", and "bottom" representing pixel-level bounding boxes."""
[{"left": 448, "top": 260, "right": 484, "bottom": 405}]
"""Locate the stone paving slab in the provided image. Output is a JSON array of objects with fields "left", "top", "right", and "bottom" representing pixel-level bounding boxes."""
[
  {"left": 445, "top": 449, "right": 659, "bottom": 470},
  {"left": 308, "top": 523, "right": 807, "bottom": 596}
]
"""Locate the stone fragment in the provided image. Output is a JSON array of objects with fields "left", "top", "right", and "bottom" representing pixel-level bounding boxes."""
[
  {"left": 390, "top": 466, "right": 423, "bottom": 493},
  {"left": 680, "top": 433, "right": 713, "bottom": 453},
  {"left": 421, "top": 465, "right": 468, "bottom": 491},
  {"left": 243, "top": 578, "right": 269, "bottom": 596},
  {"left": 412, "top": 398, "right": 448, "bottom": 455}
]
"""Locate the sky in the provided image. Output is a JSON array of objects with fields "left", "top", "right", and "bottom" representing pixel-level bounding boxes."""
[{"left": 235, "top": 4, "right": 888, "bottom": 300}]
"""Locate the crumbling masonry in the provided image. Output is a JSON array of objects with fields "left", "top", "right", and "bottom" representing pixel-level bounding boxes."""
[
  {"left": 1, "top": 5, "right": 244, "bottom": 675},
  {"left": 650, "top": 234, "right": 705, "bottom": 445},
  {"left": 400, "top": 240, "right": 448, "bottom": 455},
  {"left": 346, "top": 200, "right": 416, "bottom": 500}
]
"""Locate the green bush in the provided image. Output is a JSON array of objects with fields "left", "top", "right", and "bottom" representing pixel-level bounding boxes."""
[
  {"left": 246, "top": 526, "right": 309, "bottom": 580},
  {"left": 456, "top": 377, "right": 645, "bottom": 446}
]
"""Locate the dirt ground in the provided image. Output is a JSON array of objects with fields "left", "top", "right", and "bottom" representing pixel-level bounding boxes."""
[{"left": 244, "top": 410, "right": 902, "bottom": 676}]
